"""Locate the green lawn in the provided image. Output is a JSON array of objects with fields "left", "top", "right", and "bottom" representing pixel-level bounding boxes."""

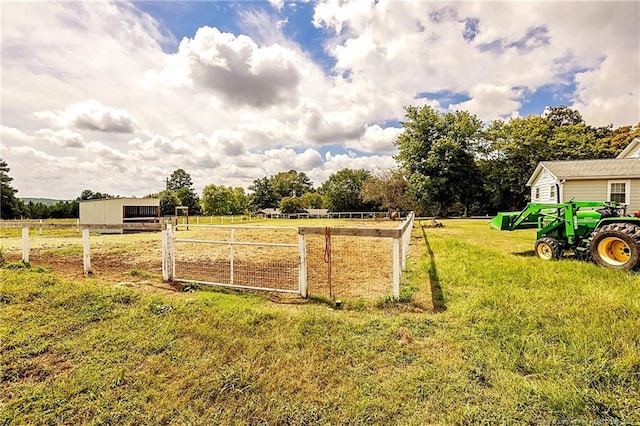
[{"left": 1, "top": 219, "right": 639, "bottom": 424}]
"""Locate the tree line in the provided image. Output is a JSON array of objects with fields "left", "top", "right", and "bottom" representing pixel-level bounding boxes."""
[{"left": 2, "top": 106, "right": 638, "bottom": 220}]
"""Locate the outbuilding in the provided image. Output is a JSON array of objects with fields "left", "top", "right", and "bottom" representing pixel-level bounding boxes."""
[{"left": 79, "top": 198, "right": 160, "bottom": 234}]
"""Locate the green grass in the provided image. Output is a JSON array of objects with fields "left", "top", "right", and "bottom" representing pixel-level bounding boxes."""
[{"left": 1, "top": 220, "right": 639, "bottom": 424}]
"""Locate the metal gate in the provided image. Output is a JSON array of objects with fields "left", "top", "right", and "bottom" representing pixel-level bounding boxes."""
[{"left": 164, "top": 225, "right": 306, "bottom": 295}]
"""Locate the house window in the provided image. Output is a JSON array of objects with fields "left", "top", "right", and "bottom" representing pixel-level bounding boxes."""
[
  {"left": 534, "top": 187, "right": 540, "bottom": 200},
  {"left": 550, "top": 185, "right": 556, "bottom": 199},
  {"left": 608, "top": 180, "right": 630, "bottom": 205}
]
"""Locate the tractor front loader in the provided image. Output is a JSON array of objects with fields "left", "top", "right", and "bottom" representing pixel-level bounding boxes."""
[{"left": 490, "top": 201, "right": 640, "bottom": 271}]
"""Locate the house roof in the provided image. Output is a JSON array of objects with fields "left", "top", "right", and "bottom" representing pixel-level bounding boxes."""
[
  {"left": 78, "top": 197, "right": 159, "bottom": 203},
  {"left": 255, "top": 208, "right": 280, "bottom": 215},
  {"left": 617, "top": 137, "right": 640, "bottom": 159},
  {"left": 305, "top": 209, "right": 328, "bottom": 215},
  {"left": 527, "top": 158, "right": 640, "bottom": 186}
]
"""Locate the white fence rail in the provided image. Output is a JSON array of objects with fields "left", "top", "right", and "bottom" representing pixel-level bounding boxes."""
[
  {"left": 1, "top": 222, "right": 165, "bottom": 275},
  {"left": 4, "top": 214, "right": 415, "bottom": 300}
]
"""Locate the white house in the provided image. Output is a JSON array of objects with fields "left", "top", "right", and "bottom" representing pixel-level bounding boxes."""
[{"left": 526, "top": 138, "right": 640, "bottom": 213}]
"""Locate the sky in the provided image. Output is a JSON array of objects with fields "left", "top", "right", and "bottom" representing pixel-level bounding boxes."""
[{"left": 1, "top": 0, "right": 639, "bottom": 200}]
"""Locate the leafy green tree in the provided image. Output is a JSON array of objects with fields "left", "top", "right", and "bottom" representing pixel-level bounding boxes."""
[
  {"left": 479, "top": 109, "right": 624, "bottom": 212},
  {"left": 270, "top": 170, "right": 313, "bottom": 199},
  {"left": 249, "top": 177, "right": 278, "bottom": 210},
  {"left": 300, "top": 191, "right": 324, "bottom": 209},
  {"left": 201, "top": 184, "right": 233, "bottom": 216},
  {"left": 25, "top": 201, "right": 50, "bottom": 219},
  {"left": 280, "top": 197, "right": 305, "bottom": 214},
  {"left": 176, "top": 187, "right": 201, "bottom": 216},
  {"left": 159, "top": 190, "right": 180, "bottom": 216},
  {"left": 0, "top": 158, "right": 24, "bottom": 219},
  {"left": 166, "top": 169, "right": 194, "bottom": 191},
  {"left": 395, "top": 105, "right": 482, "bottom": 216},
  {"left": 479, "top": 116, "right": 553, "bottom": 211},
  {"left": 248, "top": 171, "right": 313, "bottom": 210},
  {"left": 49, "top": 201, "right": 78, "bottom": 219},
  {"left": 360, "top": 168, "right": 412, "bottom": 213},
  {"left": 320, "top": 169, "right": 375, "bottom": 212},
  {"left": 201, "top": 185, "right": 247, "bottom": 216},
  {"left": 231, "top": 187, "right": 249, "bottom": 214},
  {"left": 77, "top": 189, "right": 114, "bottom": 201},
  {"left": 545, "top": 105, "right": 584, "bottom": 126},
  {"left": 599, "top": 123, "right": 640, "bottom": 157}
]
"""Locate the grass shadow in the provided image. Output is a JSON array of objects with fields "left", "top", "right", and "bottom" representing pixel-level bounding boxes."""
[
  {"left": 419, "top": 223, "right": 447, "bottom": 313},
  {"left": 513, "top": 250, "right": 536, "bottom": 257}
]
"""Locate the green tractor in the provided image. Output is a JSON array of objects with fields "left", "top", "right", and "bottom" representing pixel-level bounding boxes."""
[{"left": 490, "top": 201, "right": 640, "bottom": 270}]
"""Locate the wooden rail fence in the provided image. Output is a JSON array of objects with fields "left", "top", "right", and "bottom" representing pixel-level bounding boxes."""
[{"left": 1, "top": 222, "right": 166, "bottom": 275}]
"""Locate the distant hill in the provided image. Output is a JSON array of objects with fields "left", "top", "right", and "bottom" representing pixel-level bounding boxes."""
[{"left": 20, "top": 198, "right": 71, "bottom": 206}]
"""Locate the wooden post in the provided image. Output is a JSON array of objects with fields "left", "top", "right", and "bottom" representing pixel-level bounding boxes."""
[
  {"left": 298, "top": 233, "right": 308, "bottom": 298},
  {"left": 162, "top": 226, "right": 167, "bottom": 281},
  {"left": 162, "top": 224, "right": 174, "bottom": 281},
  {"left": 230, "top": 228, "right": 235, "bottom": 285},
  {"left": 82, "top": 229, "right": 91, "bottom": 274},
  {"left": 22, "top": 227, "right": 29, "bottom": 263},
  {"left": 393, "top": 237, "right": 401, "bottom": 300},
  {"left": 39, "top": 219, "right": 43, "bottom": 237}
]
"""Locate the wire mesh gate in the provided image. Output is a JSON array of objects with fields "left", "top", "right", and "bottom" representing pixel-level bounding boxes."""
[
  {"left": 165, "top": 225, "right": 305, "bottom": 295},
  {"left": 161, "top": 213, "right": 414, "bottom": 299}
]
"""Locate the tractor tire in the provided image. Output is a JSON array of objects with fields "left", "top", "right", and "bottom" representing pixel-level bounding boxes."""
[
  {"left": 535, "top": 237, "right": 562, "bottom": 261},
  {"left": 589, "top": 223, "right": 640, "bottom": 270}
]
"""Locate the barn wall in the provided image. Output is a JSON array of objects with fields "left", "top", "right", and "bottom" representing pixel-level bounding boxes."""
[{"left": 79, "top": 198, "right": 159, "bottom": 234}]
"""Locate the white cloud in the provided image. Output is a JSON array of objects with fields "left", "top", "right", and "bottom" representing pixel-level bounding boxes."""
[
  {"left": 450, "top": 84, "right": 523, "bottom": 122},
  {"left": 152, "top": 26, "right": 303, "bottom": 108},
  {"left": 269, "top": 0, "right": 285, "bottom": 12},
  {"left": 345, "top": 125, "right": 402, "bottom": 154},
  {"left": 1, "top": 126, "right": 33, "bottom": 145},
  {"left": 572, "top": 53, "right": 640, "bottom": 127},
  {"left": 35, "top": 99, "right": 140, "bottom": 133},
  {"left": 34, "top": 129, "right": 85, "bottom": 148},
  {"left": 1, "top": 0, "right": 637, "bottom": 199}
]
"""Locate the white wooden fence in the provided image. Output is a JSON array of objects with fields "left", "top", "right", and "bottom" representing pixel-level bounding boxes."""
[
  {"left": 3, "top": 214, "right": 415, "bottom": 299},
  {"left": 0, "top": 222, "right": 165, "bottom": 275}
]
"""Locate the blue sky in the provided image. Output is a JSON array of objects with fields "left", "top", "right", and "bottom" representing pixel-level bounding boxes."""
[
  {"left": 1, "top": 0, "right": 638, "bottom": 199},
  {"left": 135, "top": 0, "right": 572, "bottom": 117}
]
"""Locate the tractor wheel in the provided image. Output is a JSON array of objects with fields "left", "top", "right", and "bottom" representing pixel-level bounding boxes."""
[
  {"left": 535, "top": 237, "right": 562, "bottom": 261},
  {"left": 589, "top": 223, "right": 640, "bottom": 270}
]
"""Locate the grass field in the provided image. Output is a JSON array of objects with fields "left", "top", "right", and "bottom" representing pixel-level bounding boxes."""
[{"left": 1, "top": 219, "right": 639, "bottom": 424}]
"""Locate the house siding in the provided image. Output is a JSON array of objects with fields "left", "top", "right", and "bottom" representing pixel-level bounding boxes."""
[
  {"left": 629, "top": 179, "right": 640, "bottom": 213},
  {"left": 563, "top": 179, "right": 640, "bottom": 213},
  {"left": 530, "top": 168, "right": 559, "bottom": 203},
  {"left": 562, "top": 181, "right": 608, "bottom": 204}
]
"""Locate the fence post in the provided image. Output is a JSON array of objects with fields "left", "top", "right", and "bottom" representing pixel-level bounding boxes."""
[
  {"left": 82, "top": 229, "right": 91, "bottom": 275},
  {"left": 39, "top": 219, "right": 43, "bottom": 237},
  {"left": 22, "top": 227, "right": 29, "bottom": 263},
  {"left": 298, "top": 233, "right": 308, "bottom": 298},
  {"left": 162, "top": 224, "right": 174, "bottom": 281},
  {"left": 230, "top": 228, "right": 235, "bottom": 285},
  {"left": 393, "top": 236, "right": 401, "bottom": 300}
]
